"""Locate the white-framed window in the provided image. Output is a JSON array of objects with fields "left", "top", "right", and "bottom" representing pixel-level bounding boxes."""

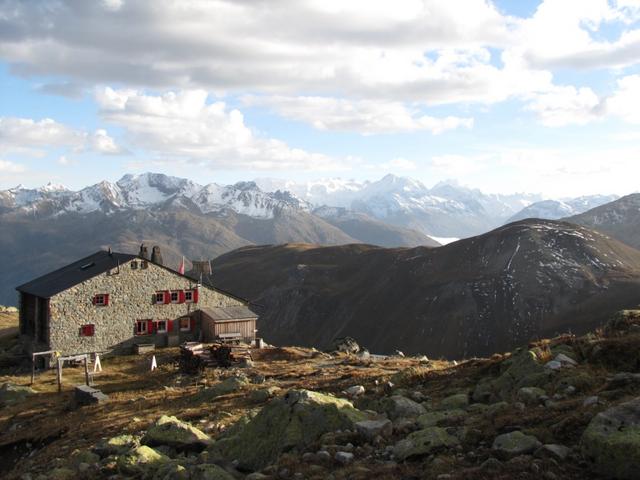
[
  {"left": 155, "top": 292, "right": 165, "bottom": 304},
  {"left": 170, "top": 291, "right": 179, "bottom": 303},
  {"left": 135, "top": 320, "right": 148, "bottom": 335},
  {"left": 179, "top": 317, "right": 191, "bottom": 332},
  {"left": 155, "top": 320, "right": 167, "bottom": 333},
  {"left": 184, "top": 290, "right": 193, "bottom": 303}
]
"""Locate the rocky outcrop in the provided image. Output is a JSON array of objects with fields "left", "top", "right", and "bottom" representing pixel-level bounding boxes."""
[
  {"left": 582, "top": 397, "right": 640, "bottom": 479},
  {"left": 392, "top": 427, "right": 459, "bottom": 461},
  {"left": 211, "top": 389, "right": 368, "bottom": 471}
]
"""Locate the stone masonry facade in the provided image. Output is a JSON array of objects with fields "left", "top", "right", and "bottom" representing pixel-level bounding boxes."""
[{"left": 48, "top": 259, "right": 244, "bottom": 355}]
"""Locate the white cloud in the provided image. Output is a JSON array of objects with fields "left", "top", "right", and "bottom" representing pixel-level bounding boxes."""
[
  {"left": 244, "top": 96, "right": 473, "bottom": 135},
  {"left": 606, "top": 74, "right": 640, "bottom": 124},
  {"left": 526, "top": 86, "right": 603, "bottom": 126},
  {"left": 96, "top": 87, "right": 348, "bottom": 171},
  {"left": 0, "top": 117, "right": 124, "bottom": 157},
  {"left": 0, "top": 160, "right": 25, "bottom": 173}
]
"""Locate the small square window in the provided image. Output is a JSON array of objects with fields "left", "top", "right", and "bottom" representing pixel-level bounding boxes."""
[
  {"left": 170, "top": 291, "right": 179, "bottom": 303},
  {"left": 141, "top": 261, "right": 148, "bottom": 269},
  {"left": 179, "top": 317, "right": 191, "bottom": 332},
  {"left": 155, "top": 292, "right": 165, "bottom": 304},
  {"left": 184, "top": 290, "right": 193, "bottom": 303},
  {"left": 131, "top": 260, "right": 138, "bottom": 270},
  {"left": 93, "top": 294, "right": 109, "bottom": 306},
  {"left": 80, "top": 324, "right": 95, "bottom": 337},
  {"left": 135, "top": 320, "right": 148, "bottom": 335},
  {"left": 156, "top": 320, "right": 167, "bottom": 333}
]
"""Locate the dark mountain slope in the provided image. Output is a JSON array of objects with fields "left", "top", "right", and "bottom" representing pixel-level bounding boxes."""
[
  {"left": 212, "top": 219, "right": 640, "bottom": 358},
  {"left": 567, "top": 193, "right": 640, "bottom": 249}
]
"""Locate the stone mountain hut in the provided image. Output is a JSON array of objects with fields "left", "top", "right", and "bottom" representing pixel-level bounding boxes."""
[{"left": 16, "top": 246, "right": 258, "bottom": 356}]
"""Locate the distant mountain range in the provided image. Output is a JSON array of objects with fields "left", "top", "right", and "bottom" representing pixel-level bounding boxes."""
[
  {"left": 506, "top": 195, "right": 619, "bottom": 223},
  {"left": 211, "top": 219, "right": 640, "bottom": 357}
]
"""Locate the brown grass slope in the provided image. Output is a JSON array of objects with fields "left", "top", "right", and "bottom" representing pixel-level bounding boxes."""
[{"left": 212, "top": 219, "right": 640, "bottom": 358}]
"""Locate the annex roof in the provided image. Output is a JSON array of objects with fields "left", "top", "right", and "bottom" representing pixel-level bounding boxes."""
[
  {"left": 16, "top": 250, "right": 137, "bottom": 299},
  {"left": 199, "top": 306, "right": 258, "bottom": 322}
]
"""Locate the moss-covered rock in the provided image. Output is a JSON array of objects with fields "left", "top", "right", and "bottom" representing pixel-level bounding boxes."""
[
  {"left": 94, "top": 434, "right": 140, "bottom": 457},
  {"left": 196, "top": 376, "right": 248, "bottom": 401},
  {"left": 417, "top": 409, "right": 467, "bottom": 428},
  {"left": 48, "top": 467, "right": 76, "bottom": 480},
  {"left": 211, "top": 389, "right": 368, "bottom": 471},
  {"left": 582, "top": 397, "right": 640, "bottom": 479},
  {"left": 189, "top": 464, "right": 235, "bottom": 480},
  {"left": 117, "top": 445, "right": 169, "bottom": 476},
  {"left": 439, "top": 393, "right": 469, "bottom": 410},
  {"left": 516, "top": 387, "right": 546, "bottom": 405},
  {"left": 392, "top": 427, "right": 459, "bottom": 460},
  {"left": 69, "top": 449, "right": 100, "bottom": 467},
  {"left": 492, "top": 431, "right": 542, "bottom": 458},
  {"left": 142, "top": 415, "right": 211, "bottom": 451},
  {"left": 472, "top": 349, "right": 550, "bottom": 403}
]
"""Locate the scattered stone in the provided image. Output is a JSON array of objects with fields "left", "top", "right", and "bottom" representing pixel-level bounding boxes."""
[
  {"left": 245, "top": 473, "right": 269, "bottom": 480},
  {"left": 47, "top": 468, "right": 75, "bottom": 480},
  {"left": 480, "top": 457, "right": 503, "bottom": 472},
  {"left": 196, "top": 376, "right": 248, "bottom": 400},
  {"left": 545, "top": 361, "right": 562, "bottom": 370},
  {"left": 582, "top": 396, "right": 640, "bottom": 479},
  {"left": 355, "top": 419, "right": 393, "bottom": 440},
  {"left": 344, "top": 385, "right": 365, "bottom": 398},
  {"left": 316, "top": 450, "right": 332, "bottom": 462},
  {"left": 492, "top": 431, "right": 542, "bottom": 458},
  {"left": 94, "top": 434, "right": 140, "bottom": 457},
  {"left": 251, "top": 374, "right": 266, "bottom": 384},
  {"left": 418, "top": 356, "right": 430, "bottom": 364},
  {"left": 74, "top": 385, "right": 109, "bottom": 406},
  {"left": 395, "top": 350, "right": 405, "bottom": 357},
  {"left": 554, "top": 353, "right": 578, "bottom": 367},
  {"left": 517, "top": 387, "right": 546, "bottom": 406},
  {"left": 358, "top": 350, "right": 371, "bottom": 360},
  {"left": 142, "top": 415, "right": 212, "bottom": 451},
  {"left": 535, "top": 444, "right": 570, "bottom": 461},
  {"left": 238, "top": 358, "right": 255, "bottom": 368},
  {"left": 439, "top": 393, "right": 469, "bottom": 410},
  {"left": 335, "top": 451, "right": 354, "bottom": 464},
  {"left": 249, "top": 386, "right": 281, "bottom": 403},
  {"left": 392, "top": 427, "right": 459, "bottom": 461},
  {"left": 583, "top": 396, "right": 600, "bottom": 407},
  {"left": 608, "top": 372, "right": 640, "bottom": 389},
  {"left": 333, "top": 337, "right": 360, "bottom": 354},
  {"left": 383, "top": 395, "right": 427, "bottom": 419}
]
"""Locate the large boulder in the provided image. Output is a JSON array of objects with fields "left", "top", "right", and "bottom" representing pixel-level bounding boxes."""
[
  {"left": 211, "top": 389, "right": 368, "bottom": 471},
  {"left": 417, "top": 409, "right": 467, "bottom": 428},
  {"left": 582, "top": 397, "right": 640, "bottom": 479},
  {"left": 392, "top": 427, "right": 459, "bottom": 461},
  {"left": 438, "top": 393, "right": 469, "bottom": 410},
  {"left": 142, "top": 415, "right": 211, "bottom": 451}
]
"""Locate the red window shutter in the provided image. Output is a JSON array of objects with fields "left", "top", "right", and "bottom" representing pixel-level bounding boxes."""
[
  {"left": 147, "top": 320, "right": 154, "bottom": 334},
  {"left": 167, "top": 319, "right": 174, "bottom": 332},
  {"left": 88, "top": 325, "right": 95, "bottom": 336},
  {"left": 190, "top": 317, "right": 195, "bottom": 332},
  {"left": 193, "top": 288, "right": 199, "bottom": 303},
  {"left": 164, "top": 290, "right": 171, "bottom": 304},
  {"left": 92, "top": 295, "right": 97, "bottom": 305},
  {"left": 104, "top": 294, "right": 110, "bottom": 306},
  {"left": 179, "top": 290, "right": 186, "bottom": 303}
]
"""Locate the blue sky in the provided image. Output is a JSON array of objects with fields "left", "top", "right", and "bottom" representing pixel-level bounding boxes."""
[{"left": 1, "top": 0, "right": 640, "bottom": 197}]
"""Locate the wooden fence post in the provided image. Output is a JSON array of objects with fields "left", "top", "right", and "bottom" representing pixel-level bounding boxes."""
[
  {"left": 56, "top": 357, "right": 62, "bottom": 393},
  {"left": 84, "top": 354, "right": 90, "bottom": 386}
]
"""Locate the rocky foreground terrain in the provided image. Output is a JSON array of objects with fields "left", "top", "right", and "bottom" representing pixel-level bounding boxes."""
[{"left": 2, "top": 311, "right": 640, "bottom": 479}]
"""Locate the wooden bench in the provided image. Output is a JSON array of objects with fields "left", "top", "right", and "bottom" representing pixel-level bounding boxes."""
[{"left": 217, "top": 333, "right": 242, "bottom": 344}]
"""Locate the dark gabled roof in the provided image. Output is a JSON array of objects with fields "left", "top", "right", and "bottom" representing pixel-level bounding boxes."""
[
  {"left": 199, "top": 306, "right": 258, "bottom": 321},
  {"left": 16, "top": 251, "right": 137, "bottom": 299},
  {"left": 16, "top": 249, "right": 253, "bottom": 304}
]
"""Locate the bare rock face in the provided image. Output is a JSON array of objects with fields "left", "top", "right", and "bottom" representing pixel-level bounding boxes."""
[
  {"left": 582, "top": 397, "right": 640, "bottom": 479},
  {"left": 142, "top": 415, "right": 211, "bottom": 452}
]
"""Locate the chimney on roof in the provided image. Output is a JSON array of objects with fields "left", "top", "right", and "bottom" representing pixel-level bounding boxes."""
[
  {"left": 139, "top": 243, "right": 149, "bottom": 260},
  {"left": 151, "top": 245, "right": 163, "bottom": 265},
  {"left": 108, "top": 247, "right": 113, "bottom": 256}
]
